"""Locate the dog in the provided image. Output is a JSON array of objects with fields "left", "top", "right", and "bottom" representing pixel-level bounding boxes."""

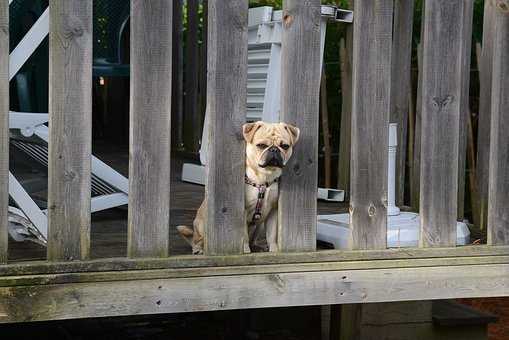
[{"left": 177, "top": 121, "right": 300, "bottom": 254}]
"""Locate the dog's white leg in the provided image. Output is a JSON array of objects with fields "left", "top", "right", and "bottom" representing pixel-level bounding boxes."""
[
  {"left": 265, "top": 210, "right": 278, "bottom": 252},
  {"left": 244, "top": 215, "right": 251, "bottom": 253}
]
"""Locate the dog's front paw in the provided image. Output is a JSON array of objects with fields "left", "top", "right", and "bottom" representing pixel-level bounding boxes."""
[
  {"left": 192, "top": 245, "right": 203, "bottom": 255},
  {"left": 269, "top": 243, "right": 278, "bottom": 252}
]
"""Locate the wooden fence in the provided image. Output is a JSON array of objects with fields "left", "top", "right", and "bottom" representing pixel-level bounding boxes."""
[{"left": 0, "top": 0, "right": 509, "bottom": 324}]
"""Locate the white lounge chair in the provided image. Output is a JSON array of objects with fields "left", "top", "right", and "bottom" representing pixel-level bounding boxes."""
[{"left": 8, "top": 2, "right": 128, "bottom": 244}]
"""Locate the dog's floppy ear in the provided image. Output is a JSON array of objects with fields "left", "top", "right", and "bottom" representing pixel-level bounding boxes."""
[
  {"left": 243, "top": 122, "right": 262, "bottom": 143},
  {"left": 284, "top": 123, "right": 300, "bottom": 145}
]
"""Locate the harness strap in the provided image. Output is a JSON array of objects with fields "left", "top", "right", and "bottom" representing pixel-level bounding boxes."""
[{"left": 245, "top": 175, "right": 278, "bottom": 223}]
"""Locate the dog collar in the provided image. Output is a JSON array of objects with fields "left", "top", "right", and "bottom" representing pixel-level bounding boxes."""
[{"left": 245, "top": 175, "right": 279, "bottom": 223}]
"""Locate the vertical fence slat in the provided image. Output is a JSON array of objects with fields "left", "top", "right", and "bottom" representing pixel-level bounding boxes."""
[
  {"left": 349, "top": 0, "right": 393, "bottom": 250},
  {"left": 477, "top": 1, "right": 496, "bottom": 230},
  {"left": 0, "top": 0, "right": 8, "bottom": 263},
  {"left": 419, "top": 0, "right": 467, "bottom": 247},
  {"left": 487, "top": 1, "right": 509, "bottom": 246},
  {"left": 205, "top": 0, "right": 248, "bottom": 255},
  {"left": 390, "top": 0, "right": 414, "bottom": 207},
  {"left": 128, "top": 0, "right": 172, "bottom": 258},
  {"left": 457, "top": 1, "right": 474, "bottom": 220},
  {"left": 278, "top": 0, "right": 321, "bottom": 252},
  {"left": 47, "top": 0, "right": 92, "bottom": 261}
]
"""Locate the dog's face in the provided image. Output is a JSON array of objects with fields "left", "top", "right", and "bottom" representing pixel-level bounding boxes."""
[{"left": 243, "top": 122, "right": 300, "bottom": 170}]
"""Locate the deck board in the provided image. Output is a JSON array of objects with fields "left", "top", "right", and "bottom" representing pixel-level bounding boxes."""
[{"left": 8, "top": 148, "right": 346, "bottom": 261}]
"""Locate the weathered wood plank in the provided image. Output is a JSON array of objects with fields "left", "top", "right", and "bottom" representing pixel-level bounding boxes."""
[
  {"left": 47, "top": 0, "right": 92, "bottom": 261},
  {"left": 477, "top": 1, "right": 496, "bottom": 230},
  {"left": 3, "top": 245, "right": 509, "bottom": 277},
  {"left": 350, "top": 0, "right": 393, "bottom": 250},
  {"left": 419, "top": 0, "right": 465, "bottom": 247},
  {"left": 128, "top": 0, "right": 172, "bottom": 257},
  {"left": 457, "top": 1, "right": 474, "bottom": 220},
  {"left": 278, "top": 0, "right": 321, "bottom": 252},
  {"left": 205, "top": 0, "right": 248, "bottom": 255},
  {"left": 5, "top": 255, "right": 509, "bottom": 287},
  {"left": 344, "top": 2, "right": 393, "bottom": 332},
  {"left": 1, "top": 263, "right": 509, "bottom": 323},
  {"left": 390, "top": 0, "right": 415, "bottom": 207},
  {"left": 0, "top": 0, "right": 8, "bottom": 264},
  {"left": 487, "top": 1, "right": 509, "bottom": 246}
]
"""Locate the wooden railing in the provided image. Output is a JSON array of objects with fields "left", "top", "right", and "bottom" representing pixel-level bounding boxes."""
[{"left": 0, "top": 0, "right": 509, "bottom": 323}]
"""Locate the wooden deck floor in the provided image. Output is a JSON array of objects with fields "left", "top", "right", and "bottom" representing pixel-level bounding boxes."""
[{"left": 8, "top": 145, "right": 346, "bottom": 261}]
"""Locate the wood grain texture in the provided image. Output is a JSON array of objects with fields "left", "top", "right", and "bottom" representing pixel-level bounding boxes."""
[
  {"left": 2, "top": 262, "right": 509, "bottom": 323},
  {"left": 0, "top": 0, "right": 7, "bottom": 264},
  {"left": 390, "top": 0, "right": 415, "bottom": 207},
  {"left": 419, "top": 0, "right": 465, "bottom": 247},
  {"left": 3, "top": 245, "right": 509, "bottom": 276},
  {"left": 350, "top": 0, "right": 393, "bottom": 250},
  {"left": 487, "top": 1, "right": 509, "bottom": 246},
  {"left": 457, "top": 1, "right": 474, "bottom": 220},
  {"left": 128, "top": 0, "right": 172, "bottom": 258},
  {"left": 205, "top": 0, "right": 248, "bottom": 255},
  {"left": 278, "top": 0, "right": 321, "bottom": 252},
  {"left": 5, "top": 255, "right": 509, "bottom": 288},
  {"left": 477, "top": 1, "right": 496, "bottom": 230},
  {"left": 48, "top": 0, "right": 92, "bottom": 261}
]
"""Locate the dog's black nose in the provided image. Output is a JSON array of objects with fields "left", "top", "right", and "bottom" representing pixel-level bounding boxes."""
[{"left": 269, "top": 146, "right": 278, "bottom": 153}]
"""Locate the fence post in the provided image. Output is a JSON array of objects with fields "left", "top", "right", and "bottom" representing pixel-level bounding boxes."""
[
  {"left": 487, "top": 0, "right": 509, "bottom": 245},
  {"left": 128, "top": 0, "right": 172, "bottom": 258},
  {"left": 47, "top": 0, "right": 92, "bottom": 261},
  {"left": 0, "top": 0, "right": 8, "bottom": 263},
  {"left": 205, "top": 0, "right": 248, "bottom": 255},
  {"left": 390, "top": 0, "right": 414, "bottom": 207},
  {"left": 278, "top": 0, "right": 321, "bottom": 252},
  {"left": 419, "top": 0, "right": 469, "bottom": 247},
  {"left": 477, "top": 1, "right": 496, "bottom": 231},
  {"left": 349, "top": 0, "right": 393, "bottom": 250}
]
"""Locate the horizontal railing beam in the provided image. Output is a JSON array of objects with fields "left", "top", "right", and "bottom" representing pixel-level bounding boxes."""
[
  {"left": 1, "top": 260, "right": 509, "bottom": 322},
  {"left": 2, "top": 245, "right": 509, "bottom": 277}
]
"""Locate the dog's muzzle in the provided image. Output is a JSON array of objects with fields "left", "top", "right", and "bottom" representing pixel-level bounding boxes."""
[{"left": 260, "top": 147, "right": 284, "bottom": 168}]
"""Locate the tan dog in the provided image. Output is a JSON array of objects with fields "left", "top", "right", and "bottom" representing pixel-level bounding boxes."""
[{"left": 177, "top": 121, "right": 300, "bottom": 254}]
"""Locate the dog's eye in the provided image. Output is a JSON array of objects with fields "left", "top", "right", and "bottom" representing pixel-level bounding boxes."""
[
  {"left": 281, "top": 143, "right": 290, "bottom": 150},
  {"left": 256, "top": 143, "right": 268, "bottom": 149}
]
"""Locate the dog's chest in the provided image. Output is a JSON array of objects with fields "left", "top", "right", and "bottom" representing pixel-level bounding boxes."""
[{"left": 245, "top": 182, "right": 278, "bottom": 223}]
